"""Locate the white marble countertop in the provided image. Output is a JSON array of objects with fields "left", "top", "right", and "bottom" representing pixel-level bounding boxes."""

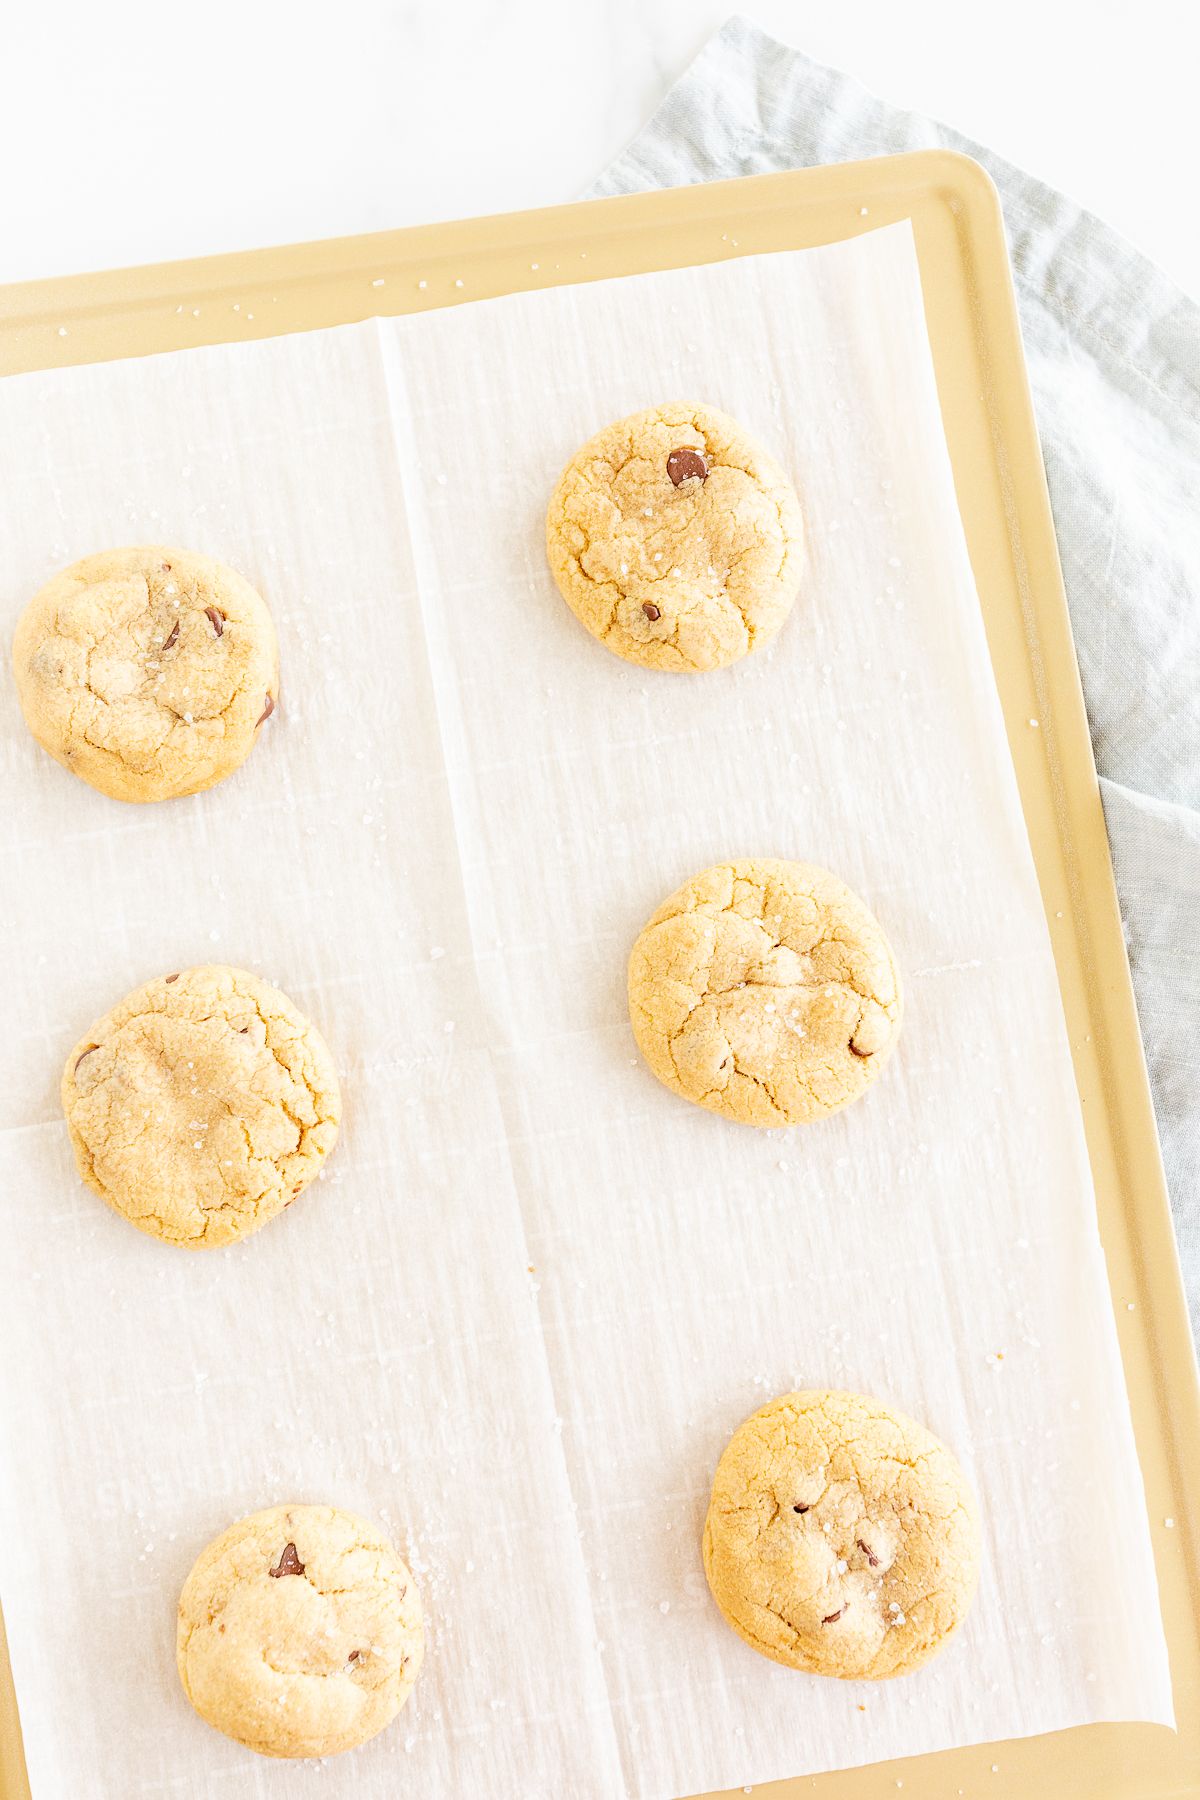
[{"left": 4, "top": 2, "right": 1194, "bottom": 296}]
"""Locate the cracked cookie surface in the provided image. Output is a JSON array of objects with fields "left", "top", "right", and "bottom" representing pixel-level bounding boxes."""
[
  {"left": 627, "top": 859, "right": 901, "bottom": 1127},
  {"left": 12, "top": 545, "right": 279, "bottom": 802},
  {"left": 62, "top": 966, "right": 340, "bottom": 1248},
  {"left": 545, "top": 403, "right": 803, "bottom": 672},
  {"left": 177, "top": 1503, "right": 424, "bottom": 1759},
  {"left": 703, "top": 1390, "right": 980, "bottom": 1680}
]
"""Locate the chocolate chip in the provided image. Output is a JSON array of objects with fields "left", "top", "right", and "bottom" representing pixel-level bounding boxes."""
[
  {"left": 257, "top": 693, "right": 275, "bottom": 727},
  {"left": 792, "top": 1503, "right": 810, "bottom": 1514},
  {"left": 160, "top": 562, "right": 172, "bottom": 573},
  {"left": 165, "top": 973, "right": 180, "bottom": 984},
  {"left": 347, "top": 1649, "right": 362, "bottom": 1664},
  {"left": 74, "top": 1045, "right": 99, "bottom": 1073},
  {"left": 667, "top": 446, "right": 708, "bottom": 487},
  {"left": 856, "top": 1538, "right": 880, "bottom": 1567},
  {"left": 161, "top": 622, "right": 180, "bottom": 653},
  {"left": 204, "top": 606, "right": 225, "bottom": 637},
  {"left": 821, "top": 1607, "right": 844, "bottom": 1624},
  {"left": 642, "top": 602, "right": 661, "bottom": 621},
  {"left": 269, "top": 1542, "right": 305, "bottom": 1579}
]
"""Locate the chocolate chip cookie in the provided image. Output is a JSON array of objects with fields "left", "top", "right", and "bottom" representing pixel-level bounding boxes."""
[
  {"left": 546, "top": 404, "right": 803, "bottom": 672},
  {"left": 12, "top": 545, "right": 278, "bottom": 801},
  {"left": 62, "top": 966, "right": 340, "bottom": 1248},
  {"left": 627, "top": 859, "right": 901, "bottom": 1128},
  {"left": 177, "top": 1503, "right": 424, "bottom": 1758},
  {"left": 703, "top": 1390, "right": 980, "bottom": 1679}
]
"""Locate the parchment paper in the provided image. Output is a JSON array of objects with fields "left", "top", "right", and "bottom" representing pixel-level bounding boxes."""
[{"left": 0, "top": 223, "right": 1173, "bottom": 1799}]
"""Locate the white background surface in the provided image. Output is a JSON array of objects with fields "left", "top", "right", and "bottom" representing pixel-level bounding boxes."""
[
  {"left": 3, "top": 1, "right": 1195, "bottom": 296},
  {"left": 0, "top": 226, "right": 1170, "bottom": 1797}
]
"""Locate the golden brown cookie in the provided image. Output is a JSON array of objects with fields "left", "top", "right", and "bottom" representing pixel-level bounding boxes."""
[
  {"left": 627, "top": 859, "right": 901, "bottom": 1127},
  {"left": 177, "top": 1503, "right": 424, "bottom": 1758},
  {"left": 62, "top": 966, "right": 340, "bottom": 1248},
  {"left": 546, "top": 404, "right": 803, "bottom": 672},
  {"left": 703, "top": 1391, "right": 980, "bottom": 1679},
  {"left": 12, "top": 545, "right": 278, "bottom": 801}
]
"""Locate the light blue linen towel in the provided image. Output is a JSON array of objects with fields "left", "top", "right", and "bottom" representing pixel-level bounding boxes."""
[{"left": 593, "top": 17, "right": 1200, "bottom": 1338}]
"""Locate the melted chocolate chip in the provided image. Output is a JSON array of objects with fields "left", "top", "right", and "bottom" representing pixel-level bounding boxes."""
[
  {"left": 161, "top": 622, "right": 180, "bottom": 653},
  {"left": 74, "top": 1045, "right": 99, "bottom": 1073},
  {"left": 642, "top": 602, "right": 661, "bottom": 622},
  {"left": 856, "top": 1538, "right": 880, "bottom": 1567},
  {"left": 821, "top": 1607, "right": 844, "bottom": 1625},
  {"left": 792, "top": 1503, "right": 810, "bottom": 1514},
  {"left": 204, "top": 606, "right": 225, "bottom": 637},
  {"left": 269, "top": 1542, "right": 305, "bottom": 1579},
  {"left": 667, "top": 446, "right": 708, "bottom": 487},
  {"left": 257, "top": 693, "right": 275, "bottom": 727},
  {"left": 160, "top": 562, "right": 172, "bottom": 573},
  {"left": 165, "top": 973, "right": 180, "bottom": 984}
]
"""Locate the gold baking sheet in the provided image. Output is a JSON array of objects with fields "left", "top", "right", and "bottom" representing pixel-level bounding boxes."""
[{"left": 0, "top": 151, "right": 1196, "bottom": 1800}]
